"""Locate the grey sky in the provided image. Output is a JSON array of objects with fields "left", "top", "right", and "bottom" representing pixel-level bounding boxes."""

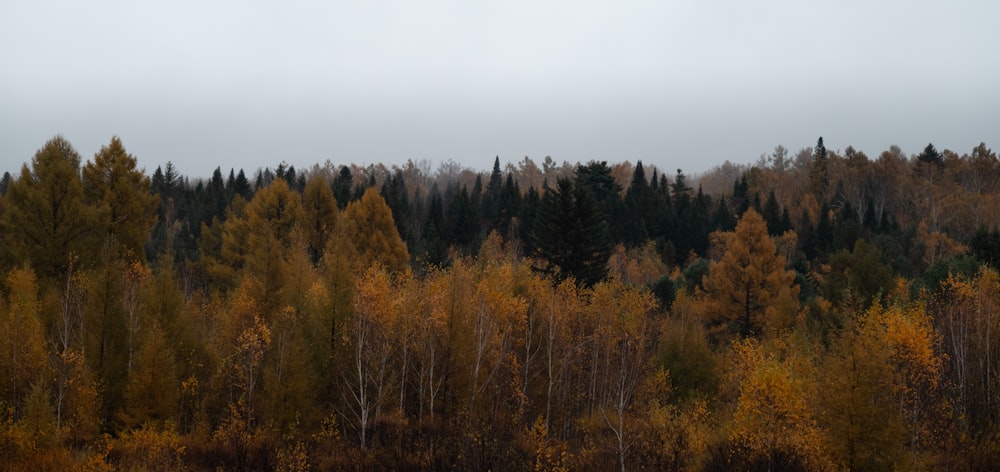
[{"left": 2, "top": 0, "right": 998, "bottom": 179}]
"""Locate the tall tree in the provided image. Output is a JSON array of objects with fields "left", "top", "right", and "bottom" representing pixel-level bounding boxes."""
[
  {"left": 340, "top": 187, "right": 410, "bottom": 272},
  {"left": 82, "top": 136, "right": 158, "bottom": 259},
  {"left": 242, "top": 178, "right": 305, "bottom": 314},
  {"left": 0, "top": 267, "right": 48, "bottom": 420},
  {"left": 302, "top": 174, "right": 339, "bottom": 264},
  {"left": 700, "top": 209, "right": 799, "bottom": 339},
  {"left": 576, "top": 161, "right": 623, "bottom": 242},
  {"left": 811, "top": 136, "right": 829, "bottom": 197},
  {"left": 532, "top": 178, "right": 610, "bottom": 286},
  {"left": 1, "top": 136, "right": 93, "bottom": 279},
  {"left": 623, "top": 161, "right": 655, "bottom": 244}
]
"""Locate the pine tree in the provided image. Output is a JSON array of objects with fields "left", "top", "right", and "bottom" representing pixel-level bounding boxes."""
[
  {"left": 810, "top": 136, "right": 829, "bottom": 197},
  {"left": 532, "top": 178, "right": 610, "bottom": 286}
]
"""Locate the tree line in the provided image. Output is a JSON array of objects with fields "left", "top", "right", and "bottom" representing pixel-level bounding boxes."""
[{"left": 1, "top": 135, "right": 1000, "bottom": 470}]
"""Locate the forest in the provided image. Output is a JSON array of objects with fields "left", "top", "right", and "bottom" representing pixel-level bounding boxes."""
[{"left": 2, "top": 135, "right": 1000, "bottom": 470}]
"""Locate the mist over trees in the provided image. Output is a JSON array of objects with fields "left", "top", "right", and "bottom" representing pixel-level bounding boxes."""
[{"left": 2, "top": 135, "right": 1000, "bottom": 470}]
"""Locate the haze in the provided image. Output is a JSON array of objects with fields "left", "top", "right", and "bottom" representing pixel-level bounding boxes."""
[{"left": 2, "top": 0, "right": 998, "bottom": 177}]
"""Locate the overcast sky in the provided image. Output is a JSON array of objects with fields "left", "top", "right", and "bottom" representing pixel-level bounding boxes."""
[{"left": 2, "top": 0, "right": 998, "bottom": 179}]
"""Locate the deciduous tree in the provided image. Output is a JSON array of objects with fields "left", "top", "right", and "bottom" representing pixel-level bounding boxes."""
[
  {"left": 82, "top": 136, "right": 158, "bottom": 259},
  {"left": 700, "top": 209, "right": 799, "bottom": 340},
  {"left": 1, "top": 136, "right": 92, "bottom": 279}
]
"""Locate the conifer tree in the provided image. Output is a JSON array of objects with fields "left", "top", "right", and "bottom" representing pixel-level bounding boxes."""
[
  {"left": 700, "top": 209, "right": 799, "bottom": 339},
  {"left": 532, "top": 178, "right": 610, "bottom": 286},
  {"left": 302, "top": 174, "right": 339, "bottom": 264},
  {"left": 340, "top": 187, "right": 410, "bottom": 272},
  {"left": 2, "top": 136, "right": 93, "bottom": 279},
  {"left": 82, "top": 136, "right": 158, "bottom": 260}
]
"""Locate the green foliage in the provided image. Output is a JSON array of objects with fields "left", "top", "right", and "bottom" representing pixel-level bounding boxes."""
[
  {"left": 532, "top": 177, "right": 610, "bottom": 286},
  {"left": 823, "top": 239, "right": 894, "bottom": 309}
]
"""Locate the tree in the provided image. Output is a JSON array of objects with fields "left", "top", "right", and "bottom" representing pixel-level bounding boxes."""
[
  {"left": 623, "top": 161, "right": 658, "bottom": 244},
  {"left": 811, "top": 136, "right": 829, "bottom": 197},
  {"left": 122, "top": 323, "right": 179, "bottom": 428},
  {"left": 340, "top": 187, "right": 410, "bottom": 272},
  {"left": 332, "top": 165, "right": 353, "bottom": 209},
  {"left": 532, "top": 178, "right": 610, "bottom": 286},
  {"left": 582, "top": 278, "right": 659, "bottom": 472},
  {"left": 84, "top": 240, "right": 129, "bottom": 432},
  {"left": 0, "top": 267, "right": 48, "bottom": 420},
  {"left": 339, "top": 266, "right": 397, "bottom": 449},
  {"left": 822, "top": 239, "right": 894, "bottom": 309},
  {"left": 1, "top": 136, "right": 93, "bottom": 279},
  {"left": 82, "top": 136, "right": 158, "bottom": 259},
  {"left": 242, "top": 178, "right": 304, "bottom": 313},
  {"left": 819, "top": 300, "right": 950, "bottom": 469},
  {"left": 918, "top": 142, "right": 943, "bottom": 167},
  {"left": 725, "top": 339, "right": 832, "bottom": 470},
  {"left": 700, "top": 209, "right": 799, "bottom": 339},
  {"left": 577, "top": 161, "right": 624, "bottom": 242}
]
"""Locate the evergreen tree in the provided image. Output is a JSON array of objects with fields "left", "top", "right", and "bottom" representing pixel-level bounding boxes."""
[
  {"left": 762, "top": 190, "right": 783, "bottom": 236},
  {"left": 811, "top": 136, "right": 829, "bottom": 196},
  {"left": 532, "top": 178, "right": 610, "bottom": 286},
  {"left": 233, "top": 169, "right": 252, "bottom": 201},
  {"left": 333, "top": 166, "right": 353, "bottom": 209},
  {"left": 917, "top": 142, "right": 943, "bottom": 167},
  {"left": 713, "top": 195, "right": 737, "bottom": 232},
  {"left": 0, "top": 171, "right": 10, "bottom": 196},
  {"left": 623, "top": 161, "right": 655, "bottom": 244},
  {"left": 481, "top": 156, "right": 504, "bottom": 234},
  {"left": 495, "top": 173, "right": 521, "bottom": 239},
  {"left": 422, "top": 185, "right": 449, "bottom": 267},
  {"left": 519, "top": 186, "right": 541, "bottom": 256},
  {"left": 447, "top": 185, "right": 479, "bottom": 250},
  {"left": 380, "top": 170, "right": 411, "bottom": 247},
  {"left": 576, "top": 161, "right": 622, "bottom": 242}
]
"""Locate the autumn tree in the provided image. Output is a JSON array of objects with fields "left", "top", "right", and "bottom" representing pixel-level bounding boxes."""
[
  {"left": 302, "top": 173, "right": 339, "bottom": 264},
  {"left": 339, "top": 266, "right": 397, "bottom": 449},
  {"left": 339, "top": 187, "right": 410, "bottom": 272},
  {"left": 580, "top": 278, "right": 660, "bottom": 472},
  {"left": 819, "top": 299, "right": 951, "bottom": 469},
  {"left": 700, "top": 208, "right": 799, "bottom": 340},
  {"left": 932, "top": 269, "right": 1000, "bottom": 438},
  {"left": 201, "top": 195, "right": 249, "bottom": 291},
  {"left": 122, "top": 323, "right": 179, "bottom": 428},
  {"left": 724, "top": 339, "right": 832, "bottom": 470},
  {"left": 242, "top": 177, "right": 304, "bottom": 314},
  {"left": 83, "top": 241, "right": 129, "bottom": 432},
  {"left": 82, "top": 136, "right": 158, "bottom": 259},
  {"left": 0, "top": 267, "right": 48, "bottom": 420},
  {"left": 1, "top": 136, "right": 92, "bottom": 280}
]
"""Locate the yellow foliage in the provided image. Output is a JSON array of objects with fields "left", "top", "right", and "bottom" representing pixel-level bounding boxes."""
[
  {"left": 340, "top": 187, "right": 409, "bottom": 272},
  {"left": 726, "top": 339, "right": 833, "bottom": 470},
  {"left": 700, "top": 209, "right": 799, "bottom": 341},
  {"left": 606, "top": 241, "right": 669, "bottom": 287},
  {"left": 111, "top": 425, "right": 188, "bottom": 472}
]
